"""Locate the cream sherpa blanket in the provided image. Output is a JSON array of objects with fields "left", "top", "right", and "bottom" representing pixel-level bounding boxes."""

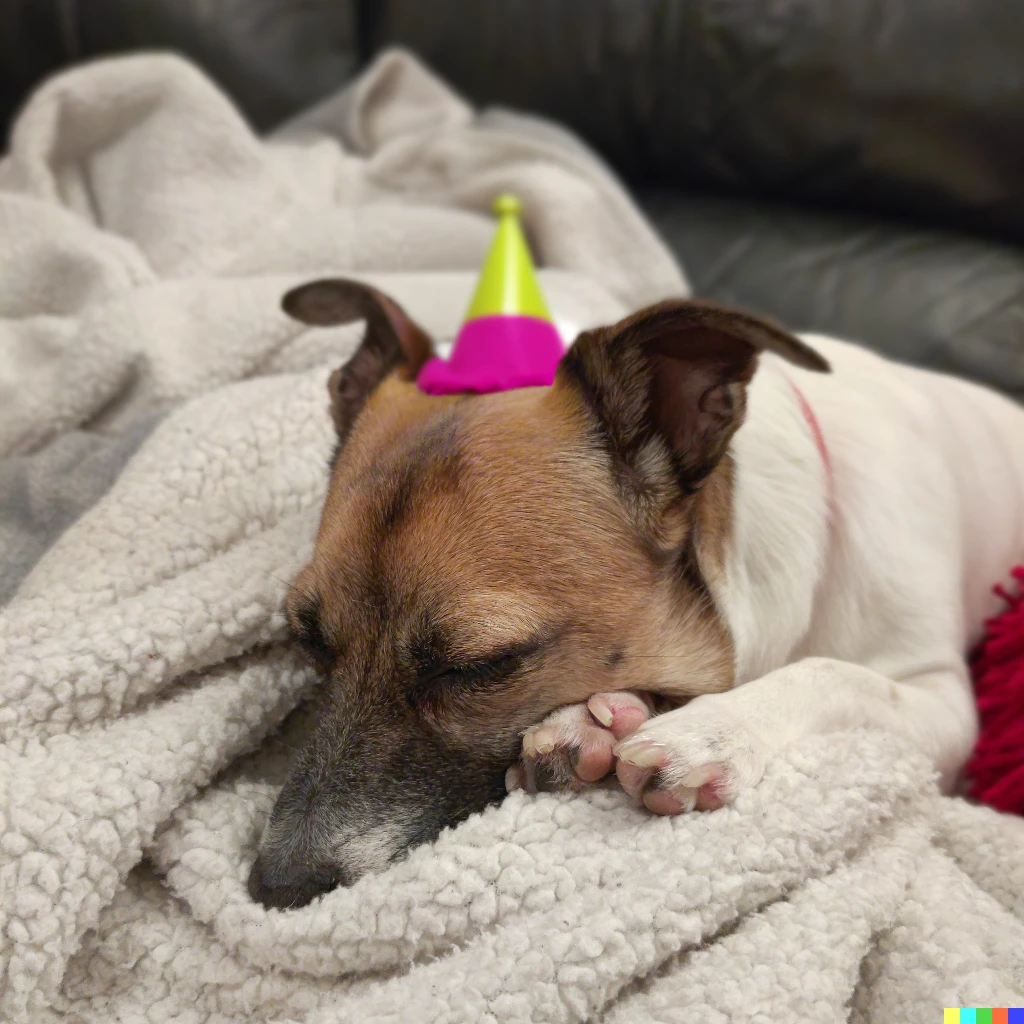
[{"left": 1, "top": 50, "right": 1022, "bottom": 1024}]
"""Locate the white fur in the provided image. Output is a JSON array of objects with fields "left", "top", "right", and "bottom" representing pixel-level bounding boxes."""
[
  {"left": 335, "top": 823, "right": 408, "bottom": 877},
  {"left": 619, "top": 336, "right": 1024, "bottom": 797}
]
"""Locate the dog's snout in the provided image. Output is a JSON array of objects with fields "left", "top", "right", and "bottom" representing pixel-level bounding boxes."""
[
  {"left": 247, "top": 852, "right": 347, "bottom": 910},
  {"left": 248, "top": 701, "right": 515, "bottom": 909}
]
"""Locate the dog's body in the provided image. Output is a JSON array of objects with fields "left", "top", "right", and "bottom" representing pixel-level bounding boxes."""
[
  {"left": 248, "top": 281, "right": 1024, "bottom": 909},
  {"left": 587, "top": 334, "right": 1022, "bottom": 801}
]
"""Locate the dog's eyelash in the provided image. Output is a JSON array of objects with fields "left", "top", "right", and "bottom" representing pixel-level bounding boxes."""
[
  {"left": 407, "top": 632, "right": 555, "bottom": 711},
  {"left": 434, "top": 652, "right": 523, "bottom": 687},
  {"left": 410, "top": 649, "right": 531, "bottom": 707}
]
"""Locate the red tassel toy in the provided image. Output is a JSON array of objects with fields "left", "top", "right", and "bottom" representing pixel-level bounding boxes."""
[{"left": 967, "top": 566, "right": 1024, "bottom": 814}]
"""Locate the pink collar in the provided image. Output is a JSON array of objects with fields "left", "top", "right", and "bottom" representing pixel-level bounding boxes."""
[{"left": 789, "top": 380, "right": 833, "bottom": 505}]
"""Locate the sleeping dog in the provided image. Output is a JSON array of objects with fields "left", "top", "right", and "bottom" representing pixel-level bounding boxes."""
[{"left": 247, "top": 278, "right": 1024, "bottom": 909}]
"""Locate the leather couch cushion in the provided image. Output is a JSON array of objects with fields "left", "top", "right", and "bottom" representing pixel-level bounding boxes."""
[
  {"left": 368, "top": 0, "right": 1024, "bottom": 245},
  {"left": 642, "top": 190, "right": 1024, "bottom": 399}
]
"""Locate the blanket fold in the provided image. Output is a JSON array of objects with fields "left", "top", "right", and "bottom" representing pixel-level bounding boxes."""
[{"left": 0, "top": 49, "right": 1021, "bottom": 1024}]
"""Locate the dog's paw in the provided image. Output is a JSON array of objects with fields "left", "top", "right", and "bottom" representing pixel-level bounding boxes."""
[
  {"left": 613, "top": 696, "right": 769, "bottom": 815},
  {"left": 507, "top": 691, "right": 654, "bottom": 794}
]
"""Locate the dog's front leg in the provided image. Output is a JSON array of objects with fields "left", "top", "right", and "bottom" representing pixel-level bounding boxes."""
[{"left": 614, "top": 657, "right": 978, "bottom": 814}]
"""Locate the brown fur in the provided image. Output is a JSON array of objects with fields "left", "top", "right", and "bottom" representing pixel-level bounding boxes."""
[
  {"left": 290, "top": 377, "right": 735, "bottom": 740},
  {"left": 248, "top": 279, "right": 827, "bottom": 909}
]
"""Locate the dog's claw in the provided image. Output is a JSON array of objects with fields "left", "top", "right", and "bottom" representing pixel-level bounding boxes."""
[
  {"left": 587, "top": 696, "right": 614, "bottom": 727},
  {"left": 505, "top": 765, "right": 523, "bottom": 793},
  {"left": 614, "top": 737, "right": 667, "bottom": 769},
  {"left": 531, "top": 729, "right": 556, "bottom": 756}
]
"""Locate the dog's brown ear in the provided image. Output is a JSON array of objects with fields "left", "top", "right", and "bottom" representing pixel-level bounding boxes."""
[
  {"left": 282, "top": 279, "right": 434, "bottom": 439},
  {"left": 557, "top": 299, "right": 828, "bottom": 546}
]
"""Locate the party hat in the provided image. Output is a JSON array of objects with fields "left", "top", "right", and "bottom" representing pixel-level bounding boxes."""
[{"left": 417, "top": 194, "right": 566, "bottom": 395}]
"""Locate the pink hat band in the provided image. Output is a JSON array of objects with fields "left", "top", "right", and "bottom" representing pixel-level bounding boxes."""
[{"left": 417, "top": 315, "right": 565, "bottom": 395}]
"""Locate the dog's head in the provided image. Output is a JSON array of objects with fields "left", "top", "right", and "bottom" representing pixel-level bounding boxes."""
[{"left": 248, "top": 279, "right": 827, "bottom": 908}]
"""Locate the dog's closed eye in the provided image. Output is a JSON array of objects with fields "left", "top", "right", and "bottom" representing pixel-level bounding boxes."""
[
  {"left": 428, "top": 651, "right": 524, "bottom": 686},
  {"left": 408, "top": 644, "right": 540, "bottom": 710}
]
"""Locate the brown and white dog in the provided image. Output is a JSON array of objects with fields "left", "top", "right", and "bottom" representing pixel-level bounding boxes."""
[{"left": 247, "top": 278, "right": 1024, "bottom": 909}]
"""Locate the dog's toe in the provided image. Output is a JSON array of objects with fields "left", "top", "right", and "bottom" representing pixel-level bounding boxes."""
[
  {"left": 611, "top": 740, "right": 687, "bottom": 812},
  {"left": 519, "top": 705, "right": 613, "bottom": 793},
  {"left": 643, "top": 786, "right": 694, "bottom": 816},
  {"left": 586, "top": 692, "right": 653, "bottom": 739},
  {"left": 573, "top": 734, "right": 616, "bottom": 783}
]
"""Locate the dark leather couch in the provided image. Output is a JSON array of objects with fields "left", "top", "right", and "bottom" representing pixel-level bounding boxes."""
[{"left": 3, "top": 0, "right": 1022, "bottom": 397}]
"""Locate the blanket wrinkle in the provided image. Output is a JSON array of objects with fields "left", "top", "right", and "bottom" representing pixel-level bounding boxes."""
[{"left": 0, "top": 48, "right": 1021, "bottom": 1024}]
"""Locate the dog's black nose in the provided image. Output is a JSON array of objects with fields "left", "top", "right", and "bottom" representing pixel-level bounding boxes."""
[{"left": 247, "top": 854, "right": 345, "bottom": 910}]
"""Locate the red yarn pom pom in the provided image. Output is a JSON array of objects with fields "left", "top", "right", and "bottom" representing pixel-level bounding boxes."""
[{"left": 967, "top": 566, "right": 1024, "bottom": 814}]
